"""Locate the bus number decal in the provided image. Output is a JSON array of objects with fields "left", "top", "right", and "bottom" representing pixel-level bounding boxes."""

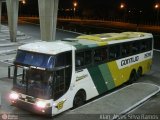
[{"left": 144, "top": 52, "right": 151, "bottom": 58}]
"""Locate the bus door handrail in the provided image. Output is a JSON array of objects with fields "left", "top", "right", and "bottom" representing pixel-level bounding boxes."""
[
  {"left": 8, "top": 65, "right": 14, "bottom": 79},
  {"left": 8, "top": 65, "right": 24, "bottom": 79}
]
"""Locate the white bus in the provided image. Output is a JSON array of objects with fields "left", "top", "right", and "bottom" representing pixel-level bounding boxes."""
[{"left": 9, "top": 32, "right": 153, "bottom": 116}]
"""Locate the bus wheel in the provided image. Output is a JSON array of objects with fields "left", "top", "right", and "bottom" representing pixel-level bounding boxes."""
[
  {"left": 137, "top": 67, "right": 142, "bottom": 79},
  {"left": 73, "top": 90, "right": 86, "bottom": 108},
  {"left": 128, "top": 70, "right": 137, "bottom": 84}
]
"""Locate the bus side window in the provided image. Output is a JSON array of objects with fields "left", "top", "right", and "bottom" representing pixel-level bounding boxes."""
[
  {"left": 100, "top": 48, "right": 108, "bottom": 61},
  {"left": 140, "top": 40, "right": 148, "bottom": 52},
  {"left": 148, "top": 39, "right": 152, "bottom": 50},
  {"left": 76, "top": 52, "right": 84, "bottom": 67},
  {"left": 85, "top": 51, "right": 92, "bottom": 65},
  {"left": 121, "top": 43, "right": 132, "bottom": 57},
  {"left": 131, "top": 41, "right": 140, "bottom": 54},
  {"left": 75, "top": 50, "right": 92, "bottom": 68},
  {"left": 94, "top": 49, "right": 102, "bottom": 62},
  {"left": 94, "top": 48, "right": 108, "bottom": 63},
  {"left": 109, "top": 45, "right": 120, "bottom": 60}
]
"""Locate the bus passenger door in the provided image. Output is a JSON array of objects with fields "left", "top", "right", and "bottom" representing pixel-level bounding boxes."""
[{"left": 53, "top": 69, "right": 66, "bottom": 100}]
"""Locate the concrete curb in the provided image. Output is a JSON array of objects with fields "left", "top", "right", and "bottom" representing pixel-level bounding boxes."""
[
  {"left": 0, "top": 43, "right": 19, "bottom": 47},
  {"left": 0, "top": 49, "right": 17, "bottom": 55},
  {"left": 114, "top": 83, "right": 160, "bottom": 120}
]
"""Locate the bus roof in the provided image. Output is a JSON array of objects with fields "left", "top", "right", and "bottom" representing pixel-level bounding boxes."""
[
  {"left": 64, "top": 32, "right": 153, "bottom": 50},
  {"left": 18, "top": 41, "right": 74, "bottom": 55},
  {"left": 18, "top": 32, "right": 153, "bottom": 54}
]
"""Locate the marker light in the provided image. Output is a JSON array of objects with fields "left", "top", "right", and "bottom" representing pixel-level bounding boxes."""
[
  {"left": 36, "top": 100, "right": 47, "bottom": 108},
  {"left": 9, "top": 92, "right": 19, "bottom": 100}
]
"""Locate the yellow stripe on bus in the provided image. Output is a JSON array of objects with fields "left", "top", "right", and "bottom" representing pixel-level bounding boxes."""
[{"left": 107, "top": 59, "right": 152, "bottom": 87}]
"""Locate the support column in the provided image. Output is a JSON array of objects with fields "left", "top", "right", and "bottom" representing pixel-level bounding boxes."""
[
  {"left": 0, "top": 1, "right": 2, "bottom": 31},
  {"left": 6, "top": 0, "right": 19, "bottom": 42},
  {"left": 38, "top": 0, "right": 59, "bottom": 41}
]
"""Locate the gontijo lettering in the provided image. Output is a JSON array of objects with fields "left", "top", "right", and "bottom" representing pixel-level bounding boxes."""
[{"left": 121, "top": 56, "right": 139, "bottom": 66}]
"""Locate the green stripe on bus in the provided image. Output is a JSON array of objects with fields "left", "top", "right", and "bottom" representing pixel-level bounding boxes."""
[
  {"left": 88, "top": 66, "right": 108, "bottom": 94},
  {"left": 74, "top": 44, "right": 89, "bottom": 50},
  {"left": 98, "top": 64, "right": 115, "bottom": 90},
  {"left": 88, "top": 44, "right": 98, "bottom": 48}
]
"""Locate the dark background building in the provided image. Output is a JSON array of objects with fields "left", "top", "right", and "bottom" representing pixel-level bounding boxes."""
[{"left": 1, "top": 0, "right": 160, "bottom": 25}]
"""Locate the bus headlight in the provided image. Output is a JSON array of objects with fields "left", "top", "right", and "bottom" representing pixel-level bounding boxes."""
[
  {"left": 36, "top": 100, "right": 47, "bottom": 109},
  {"left": 9, "top": 92, "right": 19, "bottom": 100}
]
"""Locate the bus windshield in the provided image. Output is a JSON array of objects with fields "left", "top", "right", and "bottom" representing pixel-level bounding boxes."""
[
  {"left": 13, "top": 68, "right": 53, "bottom": 99},
  {"left": 15, "top": 50, "right": 55, "bottom": 69},
  {"left": 13, "top": 50, "right": 72, "bottom": 100}
]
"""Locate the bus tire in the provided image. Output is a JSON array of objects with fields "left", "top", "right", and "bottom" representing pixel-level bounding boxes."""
[
  {"left": 137, "top": 67, "right": 142, "bottom": 79},
  {"left": 128, "top": 70, "right": 137, "bottom": 84},
  {"left": 73, "top": 90, "right": 86, "bottom": 108}
]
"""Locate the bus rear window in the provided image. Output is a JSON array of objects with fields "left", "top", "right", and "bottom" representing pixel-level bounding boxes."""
[{"left": 15, "top": 50, "right": 55, "bottom": 69}]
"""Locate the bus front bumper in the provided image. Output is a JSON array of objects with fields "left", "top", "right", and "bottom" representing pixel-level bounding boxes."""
[{"left": 12, "top": 100, "right": 52, "bottom": 116}]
